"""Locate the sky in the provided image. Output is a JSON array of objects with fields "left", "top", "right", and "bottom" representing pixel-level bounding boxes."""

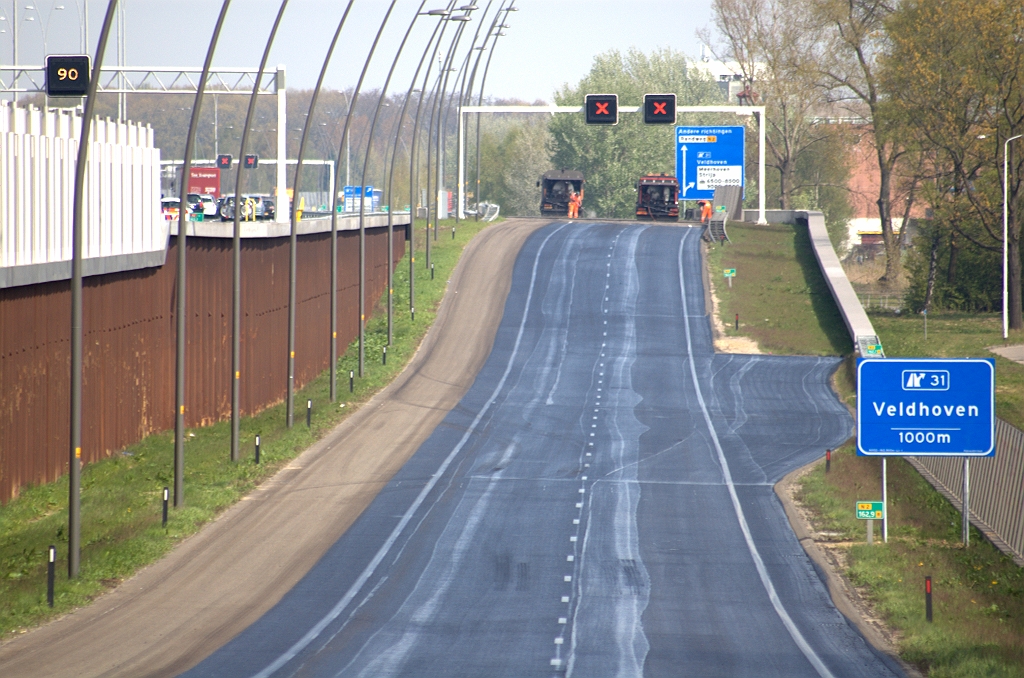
[{"left": 0, "top": 0, "right": 715, "bottom": 103}]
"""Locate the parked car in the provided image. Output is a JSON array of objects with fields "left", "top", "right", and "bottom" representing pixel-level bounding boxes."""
[
  {"left": 219, "top": 194, "right": 274, "bottom": 221},
  {"left": 198, "top": 194, "right": 219, "bottom": 217}
]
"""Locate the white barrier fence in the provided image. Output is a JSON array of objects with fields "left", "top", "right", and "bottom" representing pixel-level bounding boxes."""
[{"left": 0, "top": 100, "right": 165, "bottom": 287}]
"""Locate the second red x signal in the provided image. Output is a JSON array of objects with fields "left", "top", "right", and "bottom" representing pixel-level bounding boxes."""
[{"left": 644, "top": 93, "right": 676, "bottom": 124}]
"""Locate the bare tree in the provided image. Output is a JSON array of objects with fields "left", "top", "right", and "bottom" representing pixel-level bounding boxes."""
[
  {"left": 805, "top": 0, "right": 905, "bottom": 285},
  {"left": 701, "top": 0, "right": 837, "bottom": 209}
]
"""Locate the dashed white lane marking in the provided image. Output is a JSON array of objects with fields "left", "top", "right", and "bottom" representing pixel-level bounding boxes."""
[
  {"left": 582, "top": 476, "right": 588, "bottom": 481},
  {"left": 562, "top": 595, "right": 570, "bottom": 602},
  {"left": 575, "top": 502, "right": 583, "bottom": 508},
  {"left": 559, "top": 617, "right": 568, "bottom": 624},
  {"left": 555, "top": 637, "right": 564, "bottom": 645},
  {"left": 249, "top": 223, "right": 572, "bottom": 678},
  {"left": 564, "top": 575, "right": 572, "bottom": 582},
  {"left": 578, "top": 488, "right": 586, "bottom": 494},
  {"left": 570, "top": 536, "right": 577, "bottom": 542},
  {"left": 573, "top": 519, "right": 579, "bottom": 525},
  {"left": 567, "top": 555, "right": 574, "bottom": 562}
]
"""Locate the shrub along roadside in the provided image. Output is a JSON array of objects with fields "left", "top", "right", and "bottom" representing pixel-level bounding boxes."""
[
  {"left": 0, "top": 217, "right": 492, "bottom": 639},
  {"left": 798, "top": 445, "right": 1024, "bottom": 677}
]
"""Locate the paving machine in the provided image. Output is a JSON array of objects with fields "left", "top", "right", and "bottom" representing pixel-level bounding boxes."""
[
  {"left": 538, "top": 169, "right": 585, "bottom": 217},
  {"left": 635, "top": 173, "right": 680, "bottom": 221}
]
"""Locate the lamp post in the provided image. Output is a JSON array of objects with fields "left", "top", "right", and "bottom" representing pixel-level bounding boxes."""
[
  {"left": 229, "top": 0, "right": 290, "bottom": 461},
  {"left": 287, "top": 0, "right": 357, "bottom": 426},
  {"left": 1004, "top": 134, "right": 1022, "bottom": 341},
  {"left": 473, "top": 15, "right": 514, "bottom": 219}
]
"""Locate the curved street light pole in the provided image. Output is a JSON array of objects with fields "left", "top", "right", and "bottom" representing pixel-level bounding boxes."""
[
  {"left": 230, "top": 0, "right": 290, "bottom": 460},
  {"left": 175, "top": 0, "right": 234, "bottom": 506},
  {"left": 426, "top": 14, "right": 471, "bottom": 251},
  {"left": 358, "top": 1, "right": 429, "bottom": 348},
  {"left": 68, "top": 0, "right": 118, "bottom": 580},
  {"left": 326, "top": 1, "right": 399, "bottom": 380},
  {"left": 403, "top": 4, "right": 459, "bottom": 321},
  {"left": 287, "top": 0, "right": 357, "bottom": 427},
  {"left": 431, "top": 21, "right": 469, "bottom": 242},
  {"left": 383, "top": 11, "right": 450, "bottom": 342},
  {"left": 474, "top": 16, "right": 513, "bottom": 218}
]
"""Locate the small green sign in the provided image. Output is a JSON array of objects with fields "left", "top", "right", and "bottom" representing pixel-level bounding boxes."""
[
  {"left": 723, "top": 268, "right": 736, "bottom": 278},
  {"left": 856, "top": 501, "right": 884, "bottom": 520},
  {"left": 187, "top": 212, "right": 204, "bottom": 222},
  {"left": 864, "top": 343, "right": 883, "bottom": 356}
]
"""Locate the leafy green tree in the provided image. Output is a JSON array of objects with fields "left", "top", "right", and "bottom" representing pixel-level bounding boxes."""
[
  {"left": 548, "top": 48, "right": 722, "bottom": 218},
  {"left": 880, "top": 0, "right": 1024, "bottom": 324}
]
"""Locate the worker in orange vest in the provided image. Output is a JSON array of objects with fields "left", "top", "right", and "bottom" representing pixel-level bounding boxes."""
[
  {"left": 700, "top": 200, "right": 713, "bottom": 224},
  {"left": 568, "top": 190, "right": 580, "bottom": 219}
]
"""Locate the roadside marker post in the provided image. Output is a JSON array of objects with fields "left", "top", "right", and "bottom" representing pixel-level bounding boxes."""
[
  {"left": 162, "top": 487, "right": 169, "bottom": 527},
  {"left": 925, "top": 576, "right": 933, "bottom": 622},
  {"left": 306, "top": 400, "right": 312, "bottom": 429},
  {"left": 350, "top": 370, "right": 354, "bottom": 393},
  {"left": 857, "top": 501, "right": 884, "bottom": 544},
  {"left": 383, "top": 346, "right": 387, "bottom": 366},
  {"left": 825, "top": 449, "right": 831, "bottom": 474},
  {"left": 255, "top": 435, "right": 261, "bottom": 464},
  {"left": 47, "top": 545, "right": 55, "bottom": 607}
]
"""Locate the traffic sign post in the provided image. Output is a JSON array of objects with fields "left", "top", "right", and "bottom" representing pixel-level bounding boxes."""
[
  {"left": 723, "top": 268, "right": 736, "bottom": 288},
  {"left": 856, "top": 501, "right": 884, "bottom": 544},
  {"left": 676, "top": 126, "right": 745, "bottom": 201},
  {"left": 857, "top": 358, "right": 996, "bottom": 457}
]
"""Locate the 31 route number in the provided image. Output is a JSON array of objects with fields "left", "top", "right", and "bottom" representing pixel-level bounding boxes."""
[{"left": 46, "top": 55, "right": 91, "bottom": 97}]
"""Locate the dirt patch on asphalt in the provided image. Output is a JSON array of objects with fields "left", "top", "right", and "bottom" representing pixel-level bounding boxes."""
[{"left": 0, "top": 219, "right": 550, "bottom": 678}]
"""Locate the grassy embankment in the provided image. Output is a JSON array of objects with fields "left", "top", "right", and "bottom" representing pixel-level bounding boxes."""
[
  {"left": 0, "top": 216, "right": 492, "bottom": 639},
  {"left": 708, "top": 220, "right": 1024, "bottom": 677}
]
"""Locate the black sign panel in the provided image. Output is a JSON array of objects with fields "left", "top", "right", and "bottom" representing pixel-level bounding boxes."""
[
  {"left": 585, "top": 94, "right": 618, "bottom": 125},
  {"left": 46, "top": 55, "right": 91, "bottom": 97},
  {"left": 216, "top": 154, "right": 233, "bottom": 169},
  {"left": 243, "top": 154, "right": 259, "bottom": 169},
  {"left": 644, "top": 93, "right": 677, "bottom": 124}
]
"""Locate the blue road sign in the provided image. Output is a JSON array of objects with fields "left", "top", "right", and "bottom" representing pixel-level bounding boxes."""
[
  {"left": 675, "top": 125, "right": 745, "bottom": 201},
  {"left": 857, "top": 358, "right": 995, "bottom": 456}
]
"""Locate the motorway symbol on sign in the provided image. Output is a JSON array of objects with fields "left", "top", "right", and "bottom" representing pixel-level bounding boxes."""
[
  {"left": 856, "top": 501, "right": 884, "bottom": 519},
  {"left": 676, "top": 126, "right": 745, "bottom": 201},
  {"left": 857, "top": 358, "right": 995, "bottom": 456}
]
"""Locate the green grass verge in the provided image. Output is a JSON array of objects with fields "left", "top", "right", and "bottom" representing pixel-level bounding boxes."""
[
  {"left": 798, "top": 445, "right": 1024, "bottom": 676},
  {"left": 705, "top": 221, "right": 853, "bottom": 356},
  {"left": 0, "top": 216, "right": 494, "bottom": 639},
  {"left": 869, "top": 311, "right": 1024, "bottom": 431}
]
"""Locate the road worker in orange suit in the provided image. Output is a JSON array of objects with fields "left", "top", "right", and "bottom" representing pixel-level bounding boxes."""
[
  {"left": 568, "top": 189, "right": 581, "bottom": 219},
  {"left": 700, "top": 199, "right": 713, "bottom": 225}
]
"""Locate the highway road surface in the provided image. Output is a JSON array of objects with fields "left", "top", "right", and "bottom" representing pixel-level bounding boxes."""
[{"left": 185, "top": 222, "right": 903, "bottom": 677}]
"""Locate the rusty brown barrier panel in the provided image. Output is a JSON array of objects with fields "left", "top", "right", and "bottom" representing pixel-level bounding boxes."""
[
  {"left": 0, "top": 227, "right": 404, "bottom": 504},
  {"left": 907, "top": 420, "right": 1024, "bottom": 566}
]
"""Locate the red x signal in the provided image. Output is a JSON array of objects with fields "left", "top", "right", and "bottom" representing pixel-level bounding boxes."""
[
  {"left": 585, "top": 94, "right": 618, "bottom": 125},
  {"left": 643, "top": 93, "right": 676, "bottom": 124}
]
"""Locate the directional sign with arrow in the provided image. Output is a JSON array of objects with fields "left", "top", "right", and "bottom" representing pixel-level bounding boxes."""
[{"left": 676, "top": 126, "right": 745, "bottom": 201}]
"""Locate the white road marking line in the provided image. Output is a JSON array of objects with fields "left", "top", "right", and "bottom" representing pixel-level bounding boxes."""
[
  {"left": 567, "top": 555, "right": 574, "bottom": 562},
  {"left": 249, "top": 223, "right": 572, "bottom": 678},
  {"left": 570, "top": 536, "right": 577, "bottom": 542},
  {"left": 562, "top": 596, "right": 570, "bottom": 602},
  {"left": 572, "top": 519, "right": 579, "bottom": 525},
  {"left": 559, "top": 617, "right": 568, "bottom": 624},
  {"left": 676, "top": 231, "right": 836, "bottom": 678},
  {"left": 582, "top": 476, "right": 587, "bottom": 480},
  {"left": 555, "top": 637, "right": 564, "bottom": 645},
  {"left": 578, "top": 488, "right": 585, "bottom": 493},
  {"left": 576, "top": 502, "right": 583, "bottom": 508},
  {"left": 564, "top": 575, "right": 572, "bottom": 582}
]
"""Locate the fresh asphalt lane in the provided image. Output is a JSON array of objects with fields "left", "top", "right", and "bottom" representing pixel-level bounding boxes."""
[{"left": 184, "top": 222, "right": 903, "bottom": 677}]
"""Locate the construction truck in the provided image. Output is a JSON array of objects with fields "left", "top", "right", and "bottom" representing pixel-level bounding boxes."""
[
  {"left": 635, "top": 173, "right": 679, "bottom": 221},
  {"left": 538, "top": 169, "right": 585, "bottom": 217}
]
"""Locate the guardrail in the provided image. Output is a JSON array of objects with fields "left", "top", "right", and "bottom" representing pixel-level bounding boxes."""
[{"left": 752, "top": 208, "right": 1024, "bottom": 566}]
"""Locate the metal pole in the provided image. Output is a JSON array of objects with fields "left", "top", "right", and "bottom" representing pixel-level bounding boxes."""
[
  {"left": 758, "top": 106, "right": 767, "bottom": 224},
  {"left": 354, "top": 1, "right": 401, "bottom": 378},
  {"left": 360, "top": 0, "right": 429, "bottom": 350},
  {"left": 401, "top": 5, "right": 456, "bottom": 323},
  {"left": 68, "top": 0, "right": 118, "bottom": 580},
  {"left": 433, "top": 22, "right": 469, "bottom": 239},
  {"left": 231, "top": 0, "right": 289, "bottom": 459},
  {"left": 288, "top": 0, "right": 356, "bottom": 427},
  {"left": 881, "top": 457, "right": 888, "bottom": 543},
  {"left": 175, "top": 0, "right": 234, "bottom": 506},
  {"left": 473, "top": 13, "right": 512, "bottom": 219},
  {"left": 1003, "top": 136, "right": 1022, "bottom": 341},
  {"left": 276, "top": 66, "right": 287, "bottom": 222},
  {"left": 962, "top": 457, "right": 970, "bottom": 546}
]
